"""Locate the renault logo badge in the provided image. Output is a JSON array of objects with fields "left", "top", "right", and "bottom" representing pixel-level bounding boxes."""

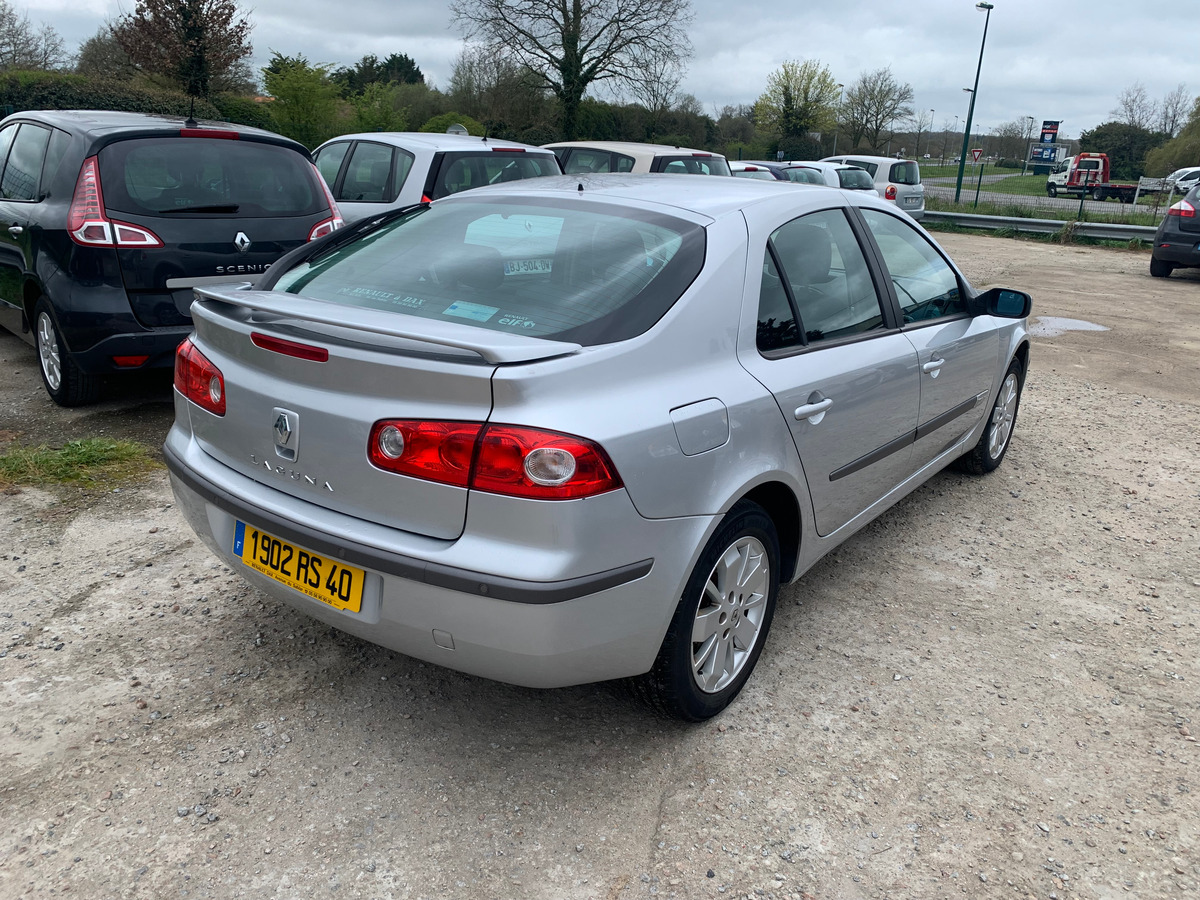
[
  {"left": 274, "top": 412, "right": 292, "bottom": 445},
  {"left": 234, "top": 231, "right": 252, "bottom": 253}
]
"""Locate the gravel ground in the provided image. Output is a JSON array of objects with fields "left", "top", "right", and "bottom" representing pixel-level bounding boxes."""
[{"left": 0, "top": 233, "right": 1197, "bottom": 899}]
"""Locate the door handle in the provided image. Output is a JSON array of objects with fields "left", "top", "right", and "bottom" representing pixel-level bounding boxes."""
[
  {"left": 7, "top": 225, "right": 22, "bottom": 237},
  {"left": 794, "top": 398, "right": 833, "bottom": 420},
  {"left": 922, "top": 357, "right": 945, "bottom": 375}
]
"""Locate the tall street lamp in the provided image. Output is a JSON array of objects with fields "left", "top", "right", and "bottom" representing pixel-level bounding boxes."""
[
  {"left": 1021, "top": 114, "right": 1035, "bottom": 175},
  {"left": 955, "top": 1, "right": 994, "bottom": 203},
  {"left": 831, "top": 83, "right": 845, "bottom": 156}
]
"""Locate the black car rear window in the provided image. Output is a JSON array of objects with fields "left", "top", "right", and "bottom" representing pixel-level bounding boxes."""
[
  {"left": 99, "top": 137, "right": 323, "bottom": 217},
  {"left": 431, "top": 152, "right": 560, "bottom": 199},
  {"left": 270, "top": 197, "right": 705, "bottom": 346}
]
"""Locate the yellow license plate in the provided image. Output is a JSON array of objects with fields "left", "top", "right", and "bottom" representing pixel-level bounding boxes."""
[{"left": 233, "top": 521, "right": 364, "bottom": 613}]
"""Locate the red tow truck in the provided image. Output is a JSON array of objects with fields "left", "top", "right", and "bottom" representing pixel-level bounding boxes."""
[{"left": 1045, "top": 152, "right": 1138, "bottom": 202}]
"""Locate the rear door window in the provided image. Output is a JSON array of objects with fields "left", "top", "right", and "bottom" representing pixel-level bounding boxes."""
[
  {"left": 99, "top": 138, "right": 323, "bottom": 217},
  {"left": 432, "top": 152, "right": 559, "bottom": 199},
  {"left": 655, "top": 156, "right": 731, "bottom": 176},
  {"left": 270, "top": 197, "right": 704, "bottom": 345},
  {"left": 2, "top": 123, "right": 51, "bottom": 201},
  {"left": 314, "top": 141, "right": 351, "bottom": 191},
  {"left": 337, "top": 141, "right": 411, "bottom": 203}
]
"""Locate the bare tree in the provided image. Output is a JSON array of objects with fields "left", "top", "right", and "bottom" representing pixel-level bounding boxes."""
[
  {"left": 909, "top": 108, "right": 934, "bottom": 158},
  {"left": 450, "top": 0, "right": 693, "bottom": 140},
  {"left": 840, "top": 67, "right": 913, "bottom": 153},
  {"left": 449, "top": 43, "right": 553, "bottom": 135},
  {"left": 1112, "top": 82, "right": 1156, "bottom": 131},
  {"left": 113, "top": 0, "right": 253, "bottom": 98},
  {"left": 625, "top": 46, "right": 683, "bottom": 124},
  {"left": 0, "top": 0, "right": 68, "bottom": 70},
  {"left": 76, "top": 27, "right": 137, "bottom": 80},
  {"left": 1156, "top": 83, "right": 1191, "bottom": 137}
]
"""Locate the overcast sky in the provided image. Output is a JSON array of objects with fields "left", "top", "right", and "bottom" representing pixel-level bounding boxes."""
[{"left": 28, "top": 0, "right": 1200, "bottom": 140}]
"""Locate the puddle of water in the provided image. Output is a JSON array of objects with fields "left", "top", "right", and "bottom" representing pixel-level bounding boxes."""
[{"left": 1028, "top": 316, "right": 1110, "bottom": 338}]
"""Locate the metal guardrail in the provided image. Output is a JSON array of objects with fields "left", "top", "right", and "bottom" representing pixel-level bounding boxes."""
[{"left": 924, "top": 210, "right": 1155, "bottom": 242}]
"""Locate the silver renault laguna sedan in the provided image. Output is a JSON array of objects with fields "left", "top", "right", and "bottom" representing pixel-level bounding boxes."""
[{"left": 165, "top": 175, "right": 1030, "bottom": 720}]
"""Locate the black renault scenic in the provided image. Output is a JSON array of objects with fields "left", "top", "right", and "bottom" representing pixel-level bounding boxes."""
[{"left": 0, "top": 110, "right": 342, "bottom": 405}]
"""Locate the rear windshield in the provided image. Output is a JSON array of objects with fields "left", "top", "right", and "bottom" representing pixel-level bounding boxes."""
[
  {"left": 562, "top": 148, "right": 635, "bottom": 174},
  {"left": 783, "top": 167, "right": 825, "bottom": 185},
  {"left": 657, "top": 156, "right": 732, "bottom": 176},
  {"left": 733, "top": 167, "right": 776, "bottom": 180},
  {"left": 432, "top": 152, "right": 560, "bottom": 199},
  {"left": 99, "top": 137, "right": 322, "bottom": 217},
  {"left": 837, "top": 168, "right": 875, "bottom": 190},
  {"left": 846, "top": 159, "right": 879, "bottom": 177},
  {"left": 888, "top": 161, "right": 921, "bottom": 185},
  {"left": 270, "top": 197, "right": 705, "bottom": 346}
]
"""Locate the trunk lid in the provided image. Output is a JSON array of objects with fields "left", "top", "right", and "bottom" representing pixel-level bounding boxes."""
[{"left": 185, "top": 286, "right": 581, "bottom": 541}]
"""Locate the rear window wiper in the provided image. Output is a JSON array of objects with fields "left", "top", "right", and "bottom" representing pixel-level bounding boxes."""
[{"left": 156, "top": 204, "right": 240, "bottom": 214}]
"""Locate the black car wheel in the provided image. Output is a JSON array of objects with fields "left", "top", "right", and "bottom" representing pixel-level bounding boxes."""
[
  {"left": 1046, "top": 184, "right": 1058, "bottom": 198},
  {"left": 1149, "top": 256, "right": 1174, "bottom": 278},
  {"left": 956, "top": 359, "right": 1024, "bottom": 475},
  {"left": 633, "top": 500, "right": 779, "bottom": 721},
  {"left": 35, "top": 299, "right": 99, "bottom": 407}
]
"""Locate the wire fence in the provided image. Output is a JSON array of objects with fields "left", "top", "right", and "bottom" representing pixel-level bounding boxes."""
[{"left": 920, "top": 164, "right": 1179, "bottom": 226}]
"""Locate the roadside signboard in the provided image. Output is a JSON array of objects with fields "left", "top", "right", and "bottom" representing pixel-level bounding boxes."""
[
  {"left": 971, "top": 148, "right": 983, "bottom": 163},
  {"left": 1040, "top": 120, "right": 1060, "bottom": 143}
]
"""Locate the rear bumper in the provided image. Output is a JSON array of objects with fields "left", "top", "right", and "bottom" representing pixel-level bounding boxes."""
[
  {"left": 1152, "top": 237, "right": 1200, "bottom": 267},
  {"left": 163, "top": 428, "right": 717, "bottom": 688}
]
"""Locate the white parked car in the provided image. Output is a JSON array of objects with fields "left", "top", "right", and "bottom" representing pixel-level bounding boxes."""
[
  {"left": 312, "top": 132, "right": 561, "bottom": 224},
  {"left": 544, "top": 140, "right": 731, "bottom": 176},
  {"left": 783, "top": 161, "right": 878, "bottom": 193},
  {"left": 822, "top": 154, "right": 925, "bottom": 219}
]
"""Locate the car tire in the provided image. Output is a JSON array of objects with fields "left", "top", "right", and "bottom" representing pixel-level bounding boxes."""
[
  {"left": 1091, "top": 186, "right": 1105, "bottom": 201},
  {"left": 633, "top": 500, "right": 780, "bottom": 721},
  {"left": 1046, "top": 184, "right": 1058, "bottom": 198},
  {"left": 35, "top": 298, "right": 99, "bottom": 407},
  {"left": 956, "top": 358, "right": 1023, "bottom": 475},
  {"left": 1149, "top": 257, "right": 1174, "bottom": 278}
]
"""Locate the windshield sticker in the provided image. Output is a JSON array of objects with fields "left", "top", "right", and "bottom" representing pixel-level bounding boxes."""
[
  {"left": 503, "top": 258, "right": 553, "bottom": 275},
  {"left": 444, "top": 301, "right": 498, "bottom": 322},
  {"left": 498, "top": 314, "right": 537, "bottom": 329},
  {"left": 336, "top": 287, "right": 427, "bottom": 309}
]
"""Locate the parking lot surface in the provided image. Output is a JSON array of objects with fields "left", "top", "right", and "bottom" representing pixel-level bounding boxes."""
[{"left": 1, "top": 234, "right": 1197, "bottom": 899}]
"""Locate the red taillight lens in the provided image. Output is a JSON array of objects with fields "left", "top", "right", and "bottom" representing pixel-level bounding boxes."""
[
  {"left": 473, "top": 425, "right": 622, "bottom": 499},
  {"left": 368, "top": 421, "right": 483, "bottom": 487},
  {"left": 112, "top": 355, "right": 149, "bottom": 368},
  {"left": 68, "top": 156, "right": 111, "bottom": 245},
  {"left": 68, "top": 156, "right": 163, "bottom": 247},
  {"left": 367, "top": 421, "right": 622, "bottom": 499},
  {"left": 885, "top": 185, "right": 898, "bottom": 200},
  {"left": 1168, "top": 199, "right": 1195, "bottom": 217},
  {"left": 174, "top": 338, "right": 226, "bottom": 416},
  {"left": 251, "top": 332, "right": 329, "bottom": 362},
  {"left": 180, "top": 128, "right": 240, "bottom": 140},
  {"left": 308, "top": 162, "right": 343, "bottom": 241},
  {"left": 490, "top": 147, "right": 526, "bottom": 152}
]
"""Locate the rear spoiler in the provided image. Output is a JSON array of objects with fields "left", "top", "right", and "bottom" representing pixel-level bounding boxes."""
[{"left": 192, "top": 286, "right": 582, "bottom": 365}]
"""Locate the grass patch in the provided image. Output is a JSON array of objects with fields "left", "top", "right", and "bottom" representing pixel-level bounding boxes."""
[{"left": 0, "top": 438, "right": 158, "bottom": 488}]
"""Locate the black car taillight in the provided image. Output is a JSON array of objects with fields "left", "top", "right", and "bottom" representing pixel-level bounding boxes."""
[{"left": 67, "top": 156, "right": 163, "bottom": 248}]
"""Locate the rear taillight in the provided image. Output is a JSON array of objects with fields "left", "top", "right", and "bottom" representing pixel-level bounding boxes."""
[
  {"left": 420, "top": 193, "right": 433, "bottom": 203},
  {"left": 885, "top": 185, "right": 898, "bottom": 200},
  {"left": 308, "top": 162, "right": 344, "bottom": 241},
  {"left": 1168, "top": 199, "right": 1195, "bottom": 218},
  {"left": 174, "top": 337, "right": 225, "bottom": 416},
  {"left": 691, "top": 153, "right": 712, "bottom": 158},
  {"left": 180, "top": 128, "right": 240, "bottom": 140},
  {"left": 368, "top": 421, "right": 622, "bottom": 499},
  {"left": 368, "top": 421, "right": 482, "bottom": 488},
  {"left": 251, "top": 332, "right": 329, "bottom": 362},
  {"left": 68, "top": 156, "right": 163, "bottom": 248},
  {"left": 490, "top": 147, "right": 526, "bottom": 152}
]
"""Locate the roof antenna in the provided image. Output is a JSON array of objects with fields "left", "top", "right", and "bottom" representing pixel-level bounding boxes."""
[
  {"left": 577, "top": 182, "right": 584, "bottom": 192},
  {"left": 185, "top": 96, "right": 198, "bottom": 129}
]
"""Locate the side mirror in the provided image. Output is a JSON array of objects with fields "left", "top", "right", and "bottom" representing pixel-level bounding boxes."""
[{"left": 977, "top": 287, "right": 1032, "bottom": 319}]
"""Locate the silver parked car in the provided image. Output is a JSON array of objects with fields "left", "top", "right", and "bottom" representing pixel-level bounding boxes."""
[{"left": 165, "top": 175, "right": 1031, "bottom": 720}]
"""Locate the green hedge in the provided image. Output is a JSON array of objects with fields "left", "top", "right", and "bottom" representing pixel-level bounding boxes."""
[{"left": 0, "top": 71, "right": 271, "bottom": 130}]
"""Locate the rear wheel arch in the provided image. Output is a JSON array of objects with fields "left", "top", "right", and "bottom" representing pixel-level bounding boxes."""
[{"left": 739, "top": 481, "right": 801, "bottom": 583}]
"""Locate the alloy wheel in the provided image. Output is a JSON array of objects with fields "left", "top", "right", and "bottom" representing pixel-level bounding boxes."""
[
  {"left": 691, "top": 536, "right": 770, "bottom": 693},
  {"left": 37, "top": 311, "right": 62, "bottom": 392}
]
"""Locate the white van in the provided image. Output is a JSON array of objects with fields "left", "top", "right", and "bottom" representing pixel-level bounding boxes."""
[{"left": 821, "top": 154, "right": 925, "bottom": 219}]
